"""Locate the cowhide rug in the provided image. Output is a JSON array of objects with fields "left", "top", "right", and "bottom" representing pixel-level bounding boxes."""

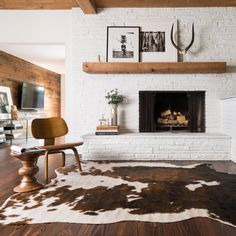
[{"left": 0, "top": 162, "right": 236, "bottom": 226}]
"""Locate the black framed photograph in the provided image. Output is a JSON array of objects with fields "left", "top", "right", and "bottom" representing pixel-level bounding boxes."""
[{"left": 106, "top": 26, "right": 140, "bottom": 62}]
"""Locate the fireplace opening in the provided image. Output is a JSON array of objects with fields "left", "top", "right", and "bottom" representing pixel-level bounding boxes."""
[
  {"left": 155, "top": 93, "right": 189, "bottom": 131},
  {"left": 139, "top": 91, "right": 205, "bottom": 132}
]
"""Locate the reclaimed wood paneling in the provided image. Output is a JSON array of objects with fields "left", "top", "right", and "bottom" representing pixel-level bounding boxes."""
[{"left": 0, "top": 50, "right": 61, "bottom": 117}]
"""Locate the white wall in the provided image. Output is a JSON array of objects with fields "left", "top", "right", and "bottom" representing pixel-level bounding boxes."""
[
  {"left": 70, "top": 8, "right": 236, "bottom": 139},
  {"left": 0, "top": 10, "right": 71, "bottom": 43},
  {"left": 0, "top": 10, "right": 72, "bottom": 123},
  {"left": 221, "top": 98, "right": 236, "bottom": 161}
]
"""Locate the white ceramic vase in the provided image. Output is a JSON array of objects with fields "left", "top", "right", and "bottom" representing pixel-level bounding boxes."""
[{"left": 111, "top": 104, "right": 118, "bottom": 126}]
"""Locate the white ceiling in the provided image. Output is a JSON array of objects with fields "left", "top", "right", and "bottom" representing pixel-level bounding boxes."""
[{"left": 0, "top": 44, "right": 65, "bottom": 74}]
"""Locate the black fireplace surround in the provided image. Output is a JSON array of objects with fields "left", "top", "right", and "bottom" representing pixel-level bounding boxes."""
[{"left": 139, "top": 91, "right": 205, "bottom": 132}]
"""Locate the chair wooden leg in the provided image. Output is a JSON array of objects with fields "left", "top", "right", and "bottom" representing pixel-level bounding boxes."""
[
  {"left": 61, "top": 151, "right": 66, "bottom": 167},
  {"left": 71, "top": 147, "right": 82, "bottom": 171},
  {"left": 44, "top": 152, "right": 49, "bottom": 184}
]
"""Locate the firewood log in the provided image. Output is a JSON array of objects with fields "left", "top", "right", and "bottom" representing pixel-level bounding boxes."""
[
  {"left": 168, "top": 119, "right": 178, "bottom": 125},
  {"left": 157, "top": 118, "right": 169, "bottom": 124},
  {"left": 161, "top": 109, "right": 171, "bottom": 117}
]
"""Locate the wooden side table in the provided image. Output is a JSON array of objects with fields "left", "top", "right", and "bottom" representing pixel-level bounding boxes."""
[{"left": 11, "top": 149, "right": 46, "bottom": 193}]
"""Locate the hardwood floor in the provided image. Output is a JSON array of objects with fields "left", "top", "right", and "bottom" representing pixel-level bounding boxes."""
[{"left": 0, "top": 144, "right": 236, "bottom": 236}]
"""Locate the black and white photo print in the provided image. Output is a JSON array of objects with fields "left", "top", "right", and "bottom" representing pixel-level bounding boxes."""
[
  {"left": 0, "top": 86, "right": 13, "bottom": 119},
  {"left": 140, "top": 21, "right": 177, "bottom": 62},
  {"left": 140, "top": 31, "right": 165, "bottom": 52},
  {"left": 0, "top": 92, "right": 9, "bottom": 113},
  {"left": 106, "top": 26, "right": 140, "bottom": 62}
]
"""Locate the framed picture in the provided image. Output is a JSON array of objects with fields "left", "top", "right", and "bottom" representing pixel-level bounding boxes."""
[
  {"left": 140, "top": 21, "right": 177, "bottom": 62},
  {"left": 106, "top": 26, "right": 140, "bottom": 62},
  {"left": 0, "top": 86, "right": 13, "bottom": 119}
]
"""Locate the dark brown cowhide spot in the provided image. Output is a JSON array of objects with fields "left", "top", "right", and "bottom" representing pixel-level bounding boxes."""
[
  {"left": 0, "top": 209, "right": 6, "bottom": 221},
  {"left": 11, "top": 184, "right": 135, "bottom": 215},
  {"left": 47, "top": 209, "right": 57, "bottom": 212}
]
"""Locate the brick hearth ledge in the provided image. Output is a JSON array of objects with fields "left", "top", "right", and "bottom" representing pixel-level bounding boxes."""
[{"left": 82, "top": 133, "right": 231, "bottom": 161}]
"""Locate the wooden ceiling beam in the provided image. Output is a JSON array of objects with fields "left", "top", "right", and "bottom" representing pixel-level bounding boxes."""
[
  {"left": 0, "top": 0, "right": 235, "bottom": 10},
  {"left": 94, "top": 0, "right": 236, "bottom": 8},
  {"left": 74, "top": 0, "right": 97, "bottom": 14},
  {"left": 0, "top": 0, "right": 77, "bottom": 10}
]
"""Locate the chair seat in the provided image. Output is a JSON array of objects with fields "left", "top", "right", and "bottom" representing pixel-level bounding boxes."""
[{"left": 39, "top": 142, "right": 83, "bottom": 151}]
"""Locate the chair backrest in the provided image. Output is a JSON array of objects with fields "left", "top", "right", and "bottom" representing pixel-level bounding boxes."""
[{"left": 31, "top": 117, "right": 68, "bottom": 146}]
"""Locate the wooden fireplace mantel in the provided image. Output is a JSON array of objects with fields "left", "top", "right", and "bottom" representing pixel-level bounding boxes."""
[{"left": 82, "top": 62, "right": 227, "bottom": 74}]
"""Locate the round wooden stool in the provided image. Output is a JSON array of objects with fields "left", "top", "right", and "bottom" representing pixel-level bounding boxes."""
[{"left": 11, "top": 150, "right": 45, "bottom": 193}]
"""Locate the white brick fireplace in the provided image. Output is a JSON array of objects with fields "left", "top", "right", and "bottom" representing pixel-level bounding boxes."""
[{"left": 68, "top": 8, "right": 236, "bottom": 160}]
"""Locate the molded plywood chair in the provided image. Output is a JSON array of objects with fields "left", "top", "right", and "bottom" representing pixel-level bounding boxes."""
[{"left": 31, "top": 117, "right": 83, "bottom": 183}]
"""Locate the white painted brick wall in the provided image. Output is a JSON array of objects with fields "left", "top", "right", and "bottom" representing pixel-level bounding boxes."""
[
  {"left": 82, "top": 133, "right": 231, "bottom": 161},
  {"left": 221, "top": 98, "right": 236, "bottom": 161},
  {"left": 68, "top": 8, "right": 236, "bottom": 140}
]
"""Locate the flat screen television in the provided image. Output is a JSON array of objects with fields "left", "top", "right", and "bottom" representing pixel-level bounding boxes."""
[{"left": 21, "top": 82, "right": 45, "bottom": 109}]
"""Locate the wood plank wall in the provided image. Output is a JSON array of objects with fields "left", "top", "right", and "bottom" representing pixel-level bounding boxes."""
[{"left": 0, "top": 50, "right": 61, "bottom": 117}]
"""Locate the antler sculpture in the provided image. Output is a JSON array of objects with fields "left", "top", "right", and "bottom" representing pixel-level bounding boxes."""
[{"left": 171, "top": 23, "right": 195, "bottom": 56}]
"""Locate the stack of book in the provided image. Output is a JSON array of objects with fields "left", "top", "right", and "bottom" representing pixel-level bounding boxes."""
[
  {"left": 10, "top": 145, "right": 46, "bottom": 153},
  {"left": 95, "top": 125, "right": 119, "bottom": 135}
]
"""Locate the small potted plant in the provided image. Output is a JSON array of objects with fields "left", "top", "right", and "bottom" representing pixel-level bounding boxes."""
[{"left": 105, "top": 89, "right": 125, "bottom": 126}]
